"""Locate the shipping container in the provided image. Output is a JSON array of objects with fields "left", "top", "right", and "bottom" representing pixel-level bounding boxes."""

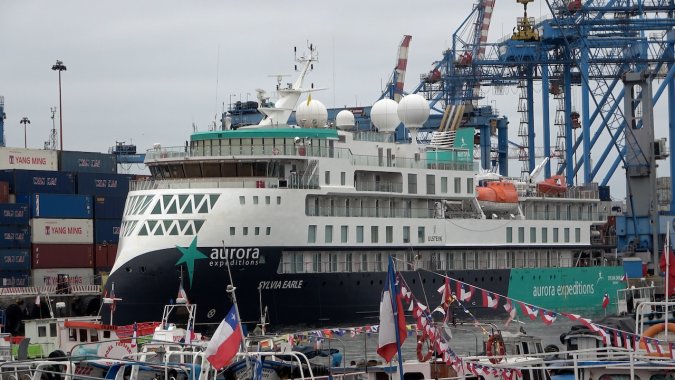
[
  {"left": 0, "top": 249, "right": 30, "bottom": 271},
  {"left": 31, "top": 244, "right": 94, "bottom": 269},
  {"left": 0, "top": 170, "right": 76, "bottom": 194},
  {"left": 30, "top": 193, "right": 93, "bottom": 219},
  {"left": 95, "top": 243, "right": 118, "bottom": 269},
  {"left": 76, "top": 173, "right": 131, "bottom": 196},
  {"left": 93, "top": 196, "right": 126, "bottom": 219},
  {"left": 58, "top": 151, "right": 117, "bottom": 174},
  {"left": 0, "top": 203, "right": 29, "bottom": 225},
  {"left": 0, "top": 225, "right": 30, "bottom": 248},
  {"left": 31, "top": 219, "right": 93, "bottom": 244},
  {"left": 0, "top": 181, "right": 8, "bottom": 203},
  {"left": 0, "top": 147, "right": 58, "bottom": 171},
  {"left": 0, "top": 271, "right": 31, "bottom": 287},
  {"left": 94, "top": 219, "right": 121, "bottom": 244},
  {"left": 32, "top": 267, "right": 95, "bottom": 287}
]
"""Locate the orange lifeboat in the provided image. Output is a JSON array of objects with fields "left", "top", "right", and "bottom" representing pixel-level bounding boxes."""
[
  {"left": 477, "top": 180, "right": 519, "bottom": 213},
  {"left": 537, "top": 175, "right": 567, "bottom": 195}
]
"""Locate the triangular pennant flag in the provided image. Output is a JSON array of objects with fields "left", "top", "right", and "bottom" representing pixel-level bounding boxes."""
[
  {"left": 519, "top": 302, "right": 539, "bottom": 320},
  {"left": 481, "top": 289, "right": 499, "bottom": 308},
  {"left": 456, "top": 282, "right": 473, "bottom": 302},
  {"left": 541, "top": 310, "right": 557, "bottom": 325}
]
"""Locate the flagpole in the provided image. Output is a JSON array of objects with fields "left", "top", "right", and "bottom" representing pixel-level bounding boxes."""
[
  {"left": 223, "top": 240, "right": 248, "bottom": 355},
  {"left": 388, "top": 256, "right": 405, "bottom": 380},
  {"left": 666, "top": 226, "right": 670, "bottom": 342}
]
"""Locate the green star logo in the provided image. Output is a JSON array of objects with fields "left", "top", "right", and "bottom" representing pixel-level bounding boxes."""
[{"left": 175, "top": 236, "right": 208, "bottom": 286}]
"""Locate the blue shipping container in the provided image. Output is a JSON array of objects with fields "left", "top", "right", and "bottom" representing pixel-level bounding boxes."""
[
  {"left": 77, "top": 173, "right": 131, "bottom": 196},
  {"left": 0, "top": 226, "right": 30, "bottom": 248},
  {"left": 94, "top": 196, "right": 126, "bottom": 219},
  {"left": 94, "top": 219, "right": 121, "bottom": 244},
  {"left": 0, "top": 204, "right": 29, "bottom": 225},
  {"left": 30, "top": 193, "right": 93, "bottom": 219},
  {"left": 0, "top": 170, "right": 76, "bottom": 194},
  {"left": 0, "top": 249, "right": 30, "bottom": 271},
  {"left": 0, "top": 271, "right": 31, "bottom": 287},
  {"left": 58, "top": 151, "right": 117, "bottom": 174}
]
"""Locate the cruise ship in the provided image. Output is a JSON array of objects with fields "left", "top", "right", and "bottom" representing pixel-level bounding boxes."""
[{"left": 105, "top": 46, "right": 626, "bottom": 331}]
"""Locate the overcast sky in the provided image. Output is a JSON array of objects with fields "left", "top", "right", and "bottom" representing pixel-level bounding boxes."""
[{"left": 1, "top": 1, "right": 672, "bottom": 200}]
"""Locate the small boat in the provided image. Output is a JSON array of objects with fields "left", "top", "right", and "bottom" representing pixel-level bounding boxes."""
[
  {"left": 476, "top": 179, "right": 519, "bottom": 213},
  {"left": 537, "top": 175, "right": 567, "bottom": 195}
]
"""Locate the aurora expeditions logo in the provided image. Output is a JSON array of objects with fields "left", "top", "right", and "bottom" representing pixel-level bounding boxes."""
[{"left": 175, "top": 237, "right": 261, "bottom": 285}]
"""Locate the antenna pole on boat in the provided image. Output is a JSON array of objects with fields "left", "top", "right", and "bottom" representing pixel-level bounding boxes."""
[
  {"left": 222, "top": 240, "right": 248, "bottom": 355},
  {"left": 666, "top": 227, "right": 670, "bottom": 342}
]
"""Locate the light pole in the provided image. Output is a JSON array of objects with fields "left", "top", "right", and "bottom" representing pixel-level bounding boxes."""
[
  {"left": 51, "top": 60, "right": 67, "bottom": 151},
  {"left": 20, "top": 117, "right": 30, "bottom": 148}
]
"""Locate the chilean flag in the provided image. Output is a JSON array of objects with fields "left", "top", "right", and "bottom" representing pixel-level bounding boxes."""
[
  {"left": 541, "top": 310, "right": 557, "bottom": 325},
  {"left": 456, "top": 282, "right": 473, "bottom": 302},
  {"left": 481, "top": 290, "right": 499, "bottom": 308},
  {"left": 377, "top": 256, "right": 407, "bottom": 362},
  {"left": 519, "top": 302, "right": 539, "bottom": 320},
  {"left": 602, "top": 293, "right": 610, "bottom": 309},
  {"left": 205, "top": 306, "right": 242, "bottom": 369}
]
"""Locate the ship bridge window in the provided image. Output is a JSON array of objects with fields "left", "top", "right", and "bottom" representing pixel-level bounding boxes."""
[
  {"left": 518, "top": 227, "right": 525, "bottom": 243},
  {"left": 426, "top": 174, "right": 435, "bottom": 195},
  {"left": 341, "top": 225, "right": 348, "bottom": 243},
  {"left": 184, "top": 163, "right": 202, "bottom": 177},
  {"left": 90, "top": 331, "right": 99, "bottom": 342},
  {"left": 371, "top": 226, "right": 379, "bottom": 243},
  {"left": 386, "top": 226, "right": 393, "bottom": 243},
  {"left": 266, "top": 226, "right": 271, "bottom": 235},
  {"left": 564, "top": 228, "right": 570, "bottom": 242},
  {"left": 79, "top": 329, "right": 87, "bottom": 342},
  {"left": 506, "top": 227, "right": 513, "bottom": 243},
  {"left": 441, "top": 177, "right": 448, "bottom": 193},
  {"left": 418, "top": 226, "right": 425, "bottom": 243},
  {"left": 325, "top": 225, "right": 333, "bottom": 243},
  {"left": 403, "top": 226, "right": 410, "bottom": 243},
  {"left": 170, "top": 164, "right": 185, "bottom": 178},
  {"left": 50, "top": 323, "right": 57, "bottom": 337},
  {"left": 38, "top": 326, "right": 47, "bottom": 337},
  {"left": 356, "top": 226, "right": 364, "bottom": 243},
  {"left": 202, "top": 162, "right": 221, "bottom": 177},
  {"left": 230, "top": 227, "right": 235, "bottom": 236},
  {"left": 530, "top": 227, "right": 536, "bottom": 243},
  {"left": 69, "top": 329, "right": 77, "bottom": 341},
  {"left": 454, "top": 178, "right": 461, "bottom": 193},
  {"left": 575, "top": 228, "right": 580, "bottom": 242},
  {"left": 255, "top": 227, "right": 260, "bottom": 236}
]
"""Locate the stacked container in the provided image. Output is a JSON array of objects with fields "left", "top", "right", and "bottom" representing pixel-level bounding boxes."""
[
  {"left": 30, "top": 193, "right": 95, "bottom": 287},
  {"left": 84, "top": 173, "right": 131, "bottom": 271},
  {"left": 0, "top": 147, "right": 129, "bottom": 289},
  {"left": 0, "top": 196, "right": 31, "bottom": 287}
]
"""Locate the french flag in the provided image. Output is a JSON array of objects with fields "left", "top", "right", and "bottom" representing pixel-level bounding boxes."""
[
  {"left": 377, "top": 256, "right": 407, "bottom": 362},
  {"left": 519, "top": 302, "right": 539, "bottom": 320},
  {"left": 481, "top": 290, "right": 499, "bottom": 308},
  {"left": 205, "top": 306, "right": 243, "bottom": 369},
  {"left": 541, "top": 310, "right": 557, "bottom": 325}
]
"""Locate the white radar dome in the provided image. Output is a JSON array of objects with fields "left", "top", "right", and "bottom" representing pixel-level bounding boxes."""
[
  {"left": 335, "top": 110, "right": 355, "bottom": 130},
  {"left": 370, "top": 99, "right": 400, "bottom": 132},
  {"left": 397, "top": 94, "right": 430, "bottom": 128},
  {"left": 296, "top": 97, "right": 328, "bottom": 128}
]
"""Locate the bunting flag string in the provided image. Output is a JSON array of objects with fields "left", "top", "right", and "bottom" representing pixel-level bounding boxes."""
[{"left": 399, "top": 262, "right": 675, "bottom": 360}]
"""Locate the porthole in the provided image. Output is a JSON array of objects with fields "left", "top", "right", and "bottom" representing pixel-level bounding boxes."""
[{"left": 125, "top": 267, "right": 132, "bottom": 273}]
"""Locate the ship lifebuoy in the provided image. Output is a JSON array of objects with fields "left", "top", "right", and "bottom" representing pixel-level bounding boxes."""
[
  {"left": 486, "top": 333, "right": 506, "bottom": 364},
  {"left": 639, "top": 322, "right": 675, "bottom": 356},
  {"left": 273, "top": 148, "right": 280, "bottom": 155},
  {"left": 416, "top": 331, "right": 434, "bottom": 362}
]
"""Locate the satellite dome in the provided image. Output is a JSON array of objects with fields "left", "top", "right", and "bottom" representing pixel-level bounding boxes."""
[
  {"left": 296, "top": 97, "right": 328, "bottom": 128},
  {"left": 397, "top": 94, "right": 430, "bottom": 128},
  {"left": 335, "top": 110, "right": 355, "bottom": 130},
  {"left": 371, "top": 98, "right": 400, "bottom": 132}
]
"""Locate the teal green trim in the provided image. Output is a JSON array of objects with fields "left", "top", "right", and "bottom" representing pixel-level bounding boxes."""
[{"left": 191, "top": 128, "right": 339, "bottom": 141}]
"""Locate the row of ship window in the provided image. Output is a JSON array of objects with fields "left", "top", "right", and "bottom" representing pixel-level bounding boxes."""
[
  {"left": 279, "top": 250, "right": 573, "bottom": 274},
  {"left": 507, "top": 226, "right": 581, "bottom": 243},
  {"left": 305, "top": 225, "right": 583, "bottom": 244}
]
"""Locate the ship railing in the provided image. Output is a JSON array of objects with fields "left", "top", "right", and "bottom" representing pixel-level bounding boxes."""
[
  {"left": 145, "top": 145, "right": 477, "bottom": 172},
  {"left": 521, "top": 209, "right": 606, "bottom": 221},
  {"left": 354, "top": 181, "right": 403, "bottom": 193},
  {"left": 131, "top": 177, "right": 320, "bottom": 191},
  {"left": 305, "top": 205, "right": 481, "bottom": 219}
]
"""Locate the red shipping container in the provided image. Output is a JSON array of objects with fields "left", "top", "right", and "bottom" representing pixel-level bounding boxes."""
[
  {"left": 95, "top": 244, "right": 118, "bottom": 269},
  {"left": 0, "top": 181, "right": 8, "bottom": 203},
  {"left": 107, "top": 244, "right": 118, "bottom": 267},
  {"left": 95, "top": 244, "right": 108, "bottom": 268},
  {"left": 31, "top": 244, "right": 94, "bottom": 269}
]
